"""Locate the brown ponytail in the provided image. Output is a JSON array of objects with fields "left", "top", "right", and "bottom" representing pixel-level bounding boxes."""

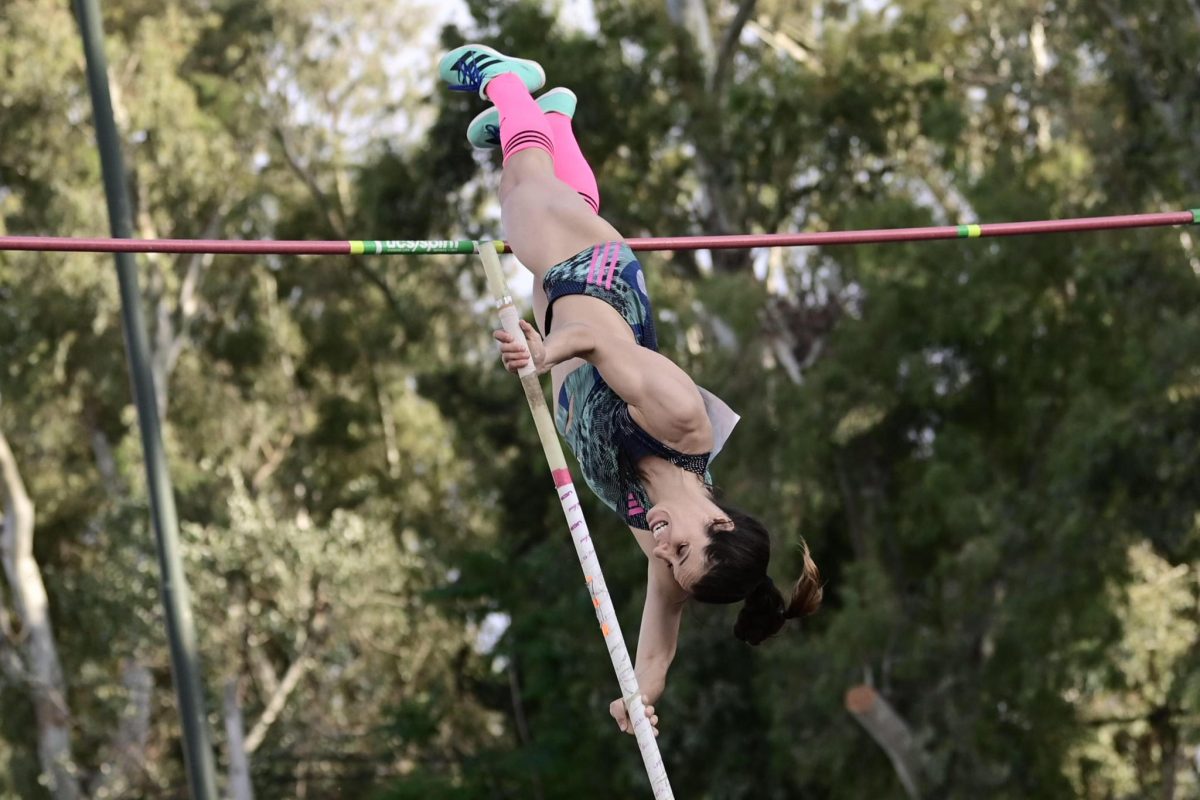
[
  {"left": 690, "top": 499, "right": 824, "bottom": 645},
  {"left": 731, "top": 541, "right": 823, "bottom": 645},
  {"left": 787, "top": 541, "right": 824, "bottom": 620}
]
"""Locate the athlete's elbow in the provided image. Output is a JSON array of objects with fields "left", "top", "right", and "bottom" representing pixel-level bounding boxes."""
[
  {"left": 548, "top": 321, "right": 598, "bottom": 361},
  {"left": 664, "top": 393, "right": 709, "bottom": 438}
]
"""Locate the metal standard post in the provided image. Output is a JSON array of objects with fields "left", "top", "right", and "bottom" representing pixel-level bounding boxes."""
[
  {"left": 72, "top": 1, "right": 218, "bottom": 797},
  {"left": 476, "top": 242, "right": 675, "bottom": 799}
]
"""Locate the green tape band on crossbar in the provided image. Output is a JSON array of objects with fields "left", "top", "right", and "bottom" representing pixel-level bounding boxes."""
[
  {"left": 1191, "top": 209, "right": 1200, "bottom": 224},
  {"left": 349, "top": 240, "right": 479, "bottom": 255},
  {"left": 956, "top": 224, "right": 983, "bottom": 239}
]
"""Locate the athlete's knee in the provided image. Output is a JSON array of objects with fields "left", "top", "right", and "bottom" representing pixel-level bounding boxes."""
[
  {"left": 500, "top": 171, "right": 574, "bottom": 211},
  {"left": 500, "top": 152, "right": 554, "bottom": 194},
  {"left": 500, "top": 173, "right": 553, "bottom": 213}
]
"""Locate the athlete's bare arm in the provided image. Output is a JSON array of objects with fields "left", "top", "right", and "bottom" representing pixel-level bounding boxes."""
[{"left": 496, "top": 314, "right": 712, "bottom": 452}]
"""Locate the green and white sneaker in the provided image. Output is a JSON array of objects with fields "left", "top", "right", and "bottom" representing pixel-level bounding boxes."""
[
  {"left": 466, "top": 87, "right": 578, "bottom": 150},
  {"left": 438, "top": 44, "right": 546, "bottom": 100}
]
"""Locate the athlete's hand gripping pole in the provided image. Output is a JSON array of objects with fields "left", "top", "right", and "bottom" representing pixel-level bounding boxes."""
[{"left": 476, "top": 241, "right": 675, "bottom": 800}]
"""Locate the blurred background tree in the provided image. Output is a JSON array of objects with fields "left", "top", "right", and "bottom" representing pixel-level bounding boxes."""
[{"left": 1, "top": 0, "right": 1197, "bottom": 798}]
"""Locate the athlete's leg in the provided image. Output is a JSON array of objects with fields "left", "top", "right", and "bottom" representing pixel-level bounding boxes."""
[
  {"left": 497, "top": 151, "right": 604, "bottom": 397},
  {"left": 440, "top": 48, "right": 626, "bottom": 337},
  {"left": 544, "top": 100, "right": 600, "bottom": 214},
  {"left": 481, "top": 71, "right": 624, "bottom": 339},
  {"left": 487, "top": 73, "right": 622, "bottom": 278},
  {"left": 500, "top": 152, "right": 620, "bottom": 276},
  {"left": 467, "top": 88, "right": 599, "bottom": 214},
  {"left": 441, "top": 47, "right": 626, "bottom": 400}
]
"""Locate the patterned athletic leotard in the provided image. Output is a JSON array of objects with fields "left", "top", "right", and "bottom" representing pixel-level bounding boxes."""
[{"left": 544, "top": 241, "right": 737, "bottom": 530}]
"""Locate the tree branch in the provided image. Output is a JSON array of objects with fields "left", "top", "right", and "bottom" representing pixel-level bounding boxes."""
[
  {"left": 371, "top": 366, "right": 401, "bottom": 480},
  {"left": 251, "top": 432, "right": 296, "bottom": 490},
  {"left": 273, "top": 124, "right": 404, "bottom": 317},
  {"left": 845, "top": 685, "right": 926, "bottom": 800},
  {"left": 505, "top": 645, "right": 545, "bottom": 800},
  {"left": 0, "top": 426, "right": 81, "bottom": 800},
  {"left": 273, "top": 125, "right": 347, "bottom": 237},
  {"left": 163, "top": 205, "right": 225, "bottom": 382},
  {"left": 92, "top": 659, "right": 153, "bottom": 799},
  {"left": 0, "top": 606, "right": 31, "bottom": 684},
  {"left": 244, "top": 580, "right": 329, "bottom": 753},
  {"left": 711, "top": 0, "right": 757, "bottom": 93},
  {"left": 744, "top": 19, "right": 823, "bottom": 72},
  {"left": 1094, "top": 0, "right": 1181, "bottom": 137},
  {"left": 666, "top": 0, "right": 716, "bottom": 77}
]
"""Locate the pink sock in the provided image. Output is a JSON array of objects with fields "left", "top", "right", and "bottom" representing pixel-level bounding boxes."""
[
  {"left": 546, "top": 112, "right": 600, "bottom": 214},
  {"left": 486, "top": 73, "right": 555, "bottom": 165}
]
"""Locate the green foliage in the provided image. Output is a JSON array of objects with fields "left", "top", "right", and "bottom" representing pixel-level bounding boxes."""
[{"left": 1, "top": 0, "right": 1198, "bottom": 798}]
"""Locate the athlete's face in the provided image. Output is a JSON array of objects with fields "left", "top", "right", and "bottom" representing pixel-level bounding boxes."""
[{"left": 646, "top": 500, "right": 734, "bottom": 591}]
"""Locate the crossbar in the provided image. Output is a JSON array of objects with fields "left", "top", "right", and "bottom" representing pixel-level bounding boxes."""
[{"left": 0, "top": 210, "right": 1195, "bottom": 256}]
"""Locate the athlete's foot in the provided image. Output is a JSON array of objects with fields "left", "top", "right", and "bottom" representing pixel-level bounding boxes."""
[
  {"left": 467, "top": 87, "right": 577, "bottom": 150},
  {"left": 438, "top": 44, "right": 546, "bottom": 100}
]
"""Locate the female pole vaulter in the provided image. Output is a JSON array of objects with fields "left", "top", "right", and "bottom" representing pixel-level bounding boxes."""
[{"left": 439, "top": 44, "right": 822, "bottom": 736}]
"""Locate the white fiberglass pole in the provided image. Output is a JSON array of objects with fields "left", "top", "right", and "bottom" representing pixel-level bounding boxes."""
[{"left": 476, "top": 242, "right": 674, "bottom": 800}]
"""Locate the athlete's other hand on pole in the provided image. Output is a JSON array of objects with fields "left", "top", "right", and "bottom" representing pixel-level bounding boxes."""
[
  {"left": 494, "top": 320, "right": 549, "bottom": 374},
  {"left": 609, "top": 695, "right": 659, "bottom": 737}
]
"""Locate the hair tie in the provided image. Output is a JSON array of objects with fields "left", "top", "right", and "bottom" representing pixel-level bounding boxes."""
[
  {"left": 734, "top": 575, "right": 788, "bottom": 645},
  {"left": 750, "top": 574, "right": 774, "bottom": 598}
]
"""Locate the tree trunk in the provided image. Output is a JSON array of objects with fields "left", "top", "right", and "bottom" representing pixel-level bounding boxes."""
[
  {"left": 92, "top": 658, "right": 153, "bottom": 798},
  {"left": 845, "top": 685, "right": 925, "bottom": 800},
  {"left": 0, "top": 428, "right": 82, "bottom": 800},
  {"left": 664, "top": 0, "right": 757, "bottom": 273},
  {"left": 506, "top": 648, "right": 545, "bottom": 800},
  {"left": 224, "top": 679, "right": 255, "bottom": 800},
  {"left": 666, "top": 0, "right": 716, "bottom": 77}
]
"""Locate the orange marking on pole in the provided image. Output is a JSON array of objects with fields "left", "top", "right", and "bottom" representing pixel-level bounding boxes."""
[
  {"left": 601, "top": 623, "right": 611, "bottom": 637},
  {"left": 593, "top": 597, "right": 601, "bottom": 608}
]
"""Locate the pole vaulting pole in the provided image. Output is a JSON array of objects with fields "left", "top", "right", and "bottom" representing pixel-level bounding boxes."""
[
  {"left": 0, "top": 210, "right": 1197, "bottom": 256},
  {"left": 73, "top": 1, "right": 218, "bottom": 797},
  {"left": 476, "top": 241, "right": 675, "bottom": 800}
]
